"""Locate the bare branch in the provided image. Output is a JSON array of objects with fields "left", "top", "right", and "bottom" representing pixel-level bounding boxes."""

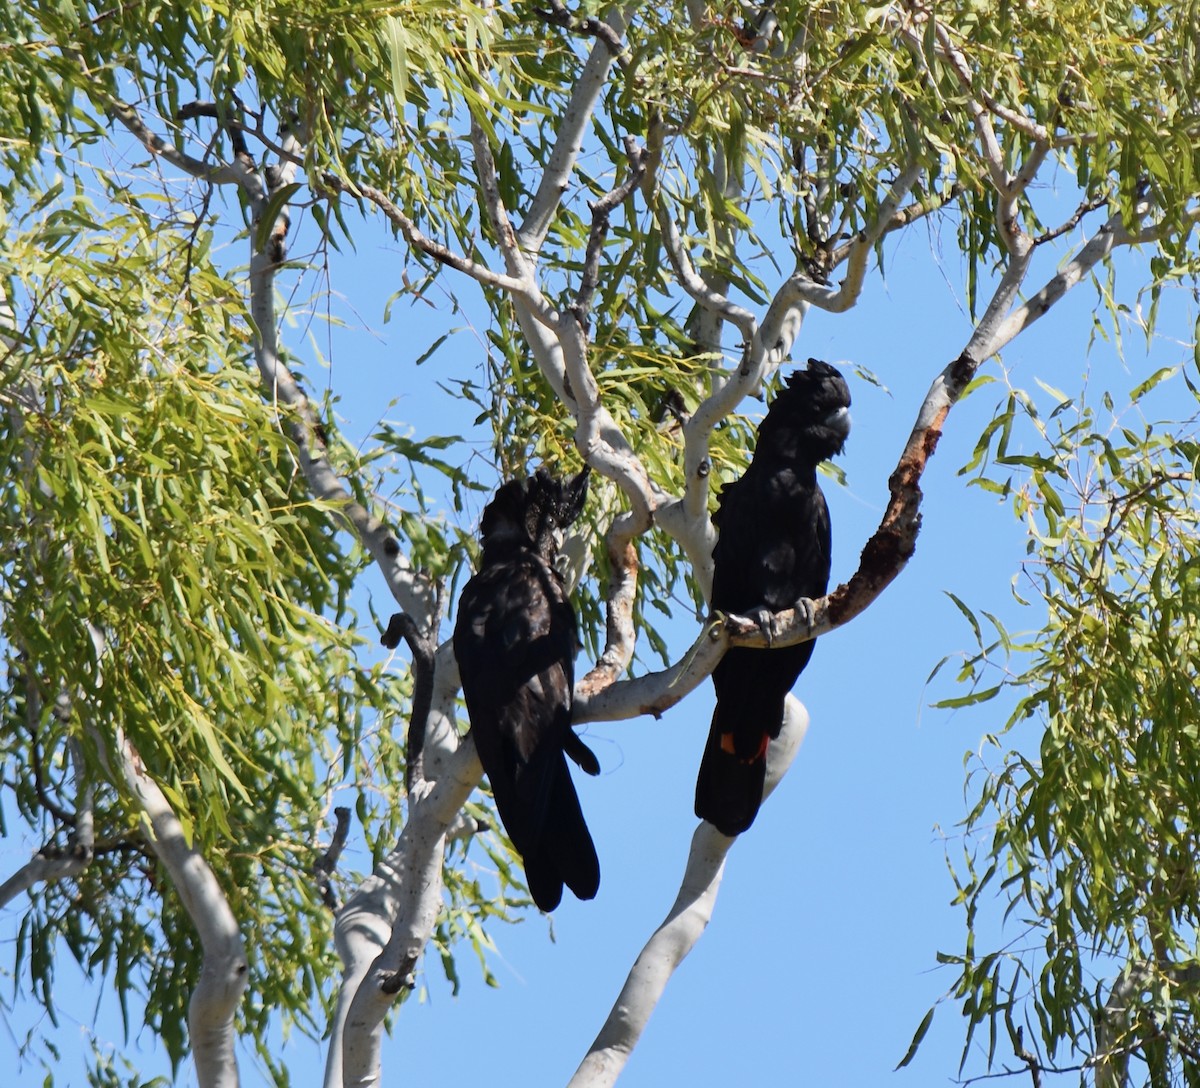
[
  {"left": 577, "top": 524, "right": 643, "bottom": 695},
  {"left": 323, "top": 174, "right": 547, "bottom": 307},
  {"left": 965, "top": 234, "right": 1037, "bottom": 360},
  {"left": 553, "top": 146, "right": 657, "bottom": 519},
  {"left": 518, "top": 5, "right": 634, "bottom": 253},
  {"left": 655, "top": 196, "right": 758, "bottom": 338},
  {"left": 575, "top": 600, "right": 832, "bottom": 723},
  {"left": 1013, "top": 138, "right": 1051, "bottom": 198},
  {"left": 105, "top": 97, "right": 249, "bottom": 189},
  {"left": 339, "top": 808, "right": 447, "bottom": 1076},
  {"left": 568, "top": 697, "right": 809, "bottom": 1087},
  {"left": 909, "top": 16, "right": 1007, "bottom": 196},
  {"left": 554, "top": 327, "right": 630, "bottom": 469},
  {"left": 103, "top": 726, "right": 248, "bottom": 1088},
  {"left": 1011, "top": 1030, "right": 1043, "bottom": 1088},
  {"left": 469, "top": 120, "right": 658, "bottom": 546},
  {"left": 1033, "top": 193, "right": 1110, "bottom": 246}
]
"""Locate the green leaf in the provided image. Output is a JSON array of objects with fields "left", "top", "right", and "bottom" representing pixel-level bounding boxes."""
[
  {"left": 1129, "top": 366, "right": 1177, "bottom": 402},
  {"left": 895, "top": 1006, "right": 935, "bottom": 1069}
]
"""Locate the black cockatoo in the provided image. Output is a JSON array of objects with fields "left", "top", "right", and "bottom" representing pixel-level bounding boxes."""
[
  {"left": 695, "top": 359, "right": 852, "bottom": 837},
  {"left": 454, "top": 466, "right": 600, "bottom": 912}
]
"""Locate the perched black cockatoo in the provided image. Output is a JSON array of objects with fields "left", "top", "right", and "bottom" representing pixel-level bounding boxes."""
[
  {"left": 695, "top": 358, "right": 852, "bottom": 837},
  {"left": 454, "top": 466, "right": 600, "bottom": 912}
]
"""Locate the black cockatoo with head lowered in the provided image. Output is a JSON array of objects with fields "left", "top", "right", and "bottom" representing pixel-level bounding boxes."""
[
  {"left": 695, "top": 358, "right": 852, "bottom": 837},
  {"left": 454, "top": 466, "right": 600, "bottom": 912}
]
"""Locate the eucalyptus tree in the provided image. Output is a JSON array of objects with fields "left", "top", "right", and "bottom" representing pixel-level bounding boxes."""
[{"left": 1, "top": 2, "right": 1197, "bottom": 1086}]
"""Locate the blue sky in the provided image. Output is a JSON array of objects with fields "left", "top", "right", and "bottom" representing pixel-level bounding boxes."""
[{"left": 2, "top": 165, "right": 1194, "bottom": 1088}]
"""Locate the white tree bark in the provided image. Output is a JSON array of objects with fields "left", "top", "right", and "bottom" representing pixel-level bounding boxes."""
[
  {"left": 100, "top": 726, "right": 248, "bottom": 1088},
  {"left": 335, "top": 745, "right": 478, "bottom": 1087},
  {"left": 568, "top": 697, "right": 809, "bottom": 1087},
  {"left": 325, "top": 670, "right": 473, "bottom": 1088}
]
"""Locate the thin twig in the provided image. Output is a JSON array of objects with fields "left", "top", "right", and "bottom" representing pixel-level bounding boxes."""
[
  {"left": 320, "top": 175, "right": 544, "bottom": 305},
  {"left": 1034, "top": 193, "right": 1110, "bottom": 246},
  {"left": 567, "top": 137, "right": 646, "bottom": 328}
]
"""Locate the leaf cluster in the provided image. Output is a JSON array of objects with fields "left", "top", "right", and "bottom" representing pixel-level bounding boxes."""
[
  {"left": 0, "top": 186, "right": 402, "bottom": 1068},
  {"left": 932, "top": 366, "right": 1200, "bottom": 1083}
]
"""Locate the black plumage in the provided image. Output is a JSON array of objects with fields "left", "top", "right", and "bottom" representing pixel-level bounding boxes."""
[
  {"left": 695, "top": 359, "right": 852, "bottom": 837},
  {"left": 453, "top": 466, "right": 600, "bottom": 912}
]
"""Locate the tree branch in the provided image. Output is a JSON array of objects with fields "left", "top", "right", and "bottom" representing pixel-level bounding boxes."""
[
  {"left": 243, "top": 170, "right": 433, "bottom": 620},
  {"left": 105, "top": 97, "right": 248, "bottom": 187},
  {"left": 328, "top": 739, "right": 480, "bottom": 1088},
  {"left": 103, "top": 725, "right": 248, "bottom": 1088},
  {"left": 568, "top": 696, "right": 809, "bottom": 1086},
  {"left": 176, "top": 99, "right": 306, "bottom": 167},
  {"left": 518, "top": 4, "right": 634, "bottom": 254},
  {"left": 575, "top": 613, "right": 752, "bottom": 723},
  {"left": 567, "top": 137, "right": 647, "bottom": 328},
  {"left": 1033, "top": 193, "right": 1110, "bottom": 246},
  {"left": 551, "top": 140, "right": 662, "bottom": 691},
  {"left": 532, "top": 0, "right": 625, "bottom": 53},
  {"left": 655, "top": 196, "right": 758, "bottom": 339},
  {"left": 470, "top": 113, "right": 532, "bottom": 282},
  {"left": 827, "top": 181, "right": 960, "bottom": 268},
  {"left": 381, "top": 613, "right": 438, "bottom": 790},
  {"left": 313, "top": 807, "right": 352, "bottom": 912},
  {"left": 0, "top": 845, "right": 91, "bottom": 908},
  {"left": 0, "top": 734, "right": 93, "bottom": 906},
  {"left": 325, "top": 174, "right": 552, "bottom": 313},
  {"left": 892, "top": 5, "right": 1052, "bottom": 249},
  {"left": 768, "top": 160, "right": 922, "bottom": 325},
  {"left": 982, "top": 203, "right": 1191, "bottom": 357}
]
